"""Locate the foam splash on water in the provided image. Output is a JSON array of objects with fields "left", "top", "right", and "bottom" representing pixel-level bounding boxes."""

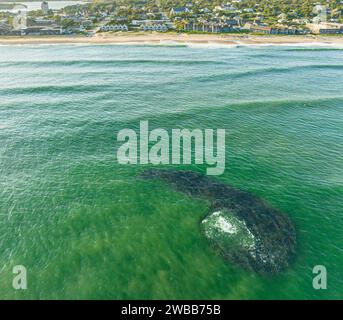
[
  {"left": 202, "top": 210, "right": 256, "bottom": 253},
  {"left": 203, "top": 211, "right": 237, "bottom": 234}
]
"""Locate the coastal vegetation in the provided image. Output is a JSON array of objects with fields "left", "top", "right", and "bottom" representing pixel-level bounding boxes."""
[{"left": 0, "top": 0, "right": 342, "bottom": 36}]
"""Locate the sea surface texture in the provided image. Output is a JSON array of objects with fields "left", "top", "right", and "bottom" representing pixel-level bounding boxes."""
[{"left": 0, "top": 43, "right": 342, "bottom": 299}]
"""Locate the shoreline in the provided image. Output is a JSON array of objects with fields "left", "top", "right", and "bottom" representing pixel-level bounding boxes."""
[{"left": 1, "top": 33, "right": 343, "bottom": 46}]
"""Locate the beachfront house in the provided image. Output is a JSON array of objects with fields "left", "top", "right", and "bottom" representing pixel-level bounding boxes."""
[
  {"left": 132, "top": 19, "right": 170, "bottom": 26},
  {"left": 320, "top": 27, "right": 343, "bottom": 34},
  {"left": 140, "top": 24, "right": 168, "bottom": 32},
  {"left": 249, "top": 25, "right": 272, "bottom": 34},
  {"left": 185, "top": 21, "right": 241, "bottom": 33},
  {"left": 100, "top": 24, "right": 128, "bottom": 32},
  {"left": 0, "top": 24, "right": 10, "bottom": 35},
  {"left": 33, "top": 18, "right": 55, "bottom": 26},
  {"left": 39, "top": 27, "right": 63, "bottom": 35},
  {"left": 270, "top": 27, "right": 308, "bottom": 35},
  {"left": 0, "top": 27, "right": 21, "bottom": 36}
]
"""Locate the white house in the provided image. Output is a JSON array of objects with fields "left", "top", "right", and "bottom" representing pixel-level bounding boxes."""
[
  {"left": 140, "top": 24, "right": 168, "bottom": 32},
  {"left": 101, "top": 24, "right": 128, "bottom": 32}
]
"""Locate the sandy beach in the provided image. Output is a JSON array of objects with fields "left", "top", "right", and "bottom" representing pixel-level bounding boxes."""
[{"left": 1, "top": 32, "right": 343, "bottom": 46}]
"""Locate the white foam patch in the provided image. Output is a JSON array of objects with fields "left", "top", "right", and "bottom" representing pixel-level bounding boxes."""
[
  {"left": 215, "top": 216, "right": 238, "bottom": 234},
  {"left": 202, "top": 210, "right": 257, "bottom": 256}
]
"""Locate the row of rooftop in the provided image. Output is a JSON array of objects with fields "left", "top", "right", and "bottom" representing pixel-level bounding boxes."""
[{"left": 0, "top": 1, "right": 343, "bottom": 36}]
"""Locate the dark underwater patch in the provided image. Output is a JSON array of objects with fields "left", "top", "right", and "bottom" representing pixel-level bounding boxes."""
[{"left": 140, "top": 169, "right": 296, "bottom": 275}]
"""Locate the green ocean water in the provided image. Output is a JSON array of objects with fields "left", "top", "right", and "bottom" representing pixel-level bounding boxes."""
[{"left": 0, "top": 43, "right": 342, "bottom": 299}]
